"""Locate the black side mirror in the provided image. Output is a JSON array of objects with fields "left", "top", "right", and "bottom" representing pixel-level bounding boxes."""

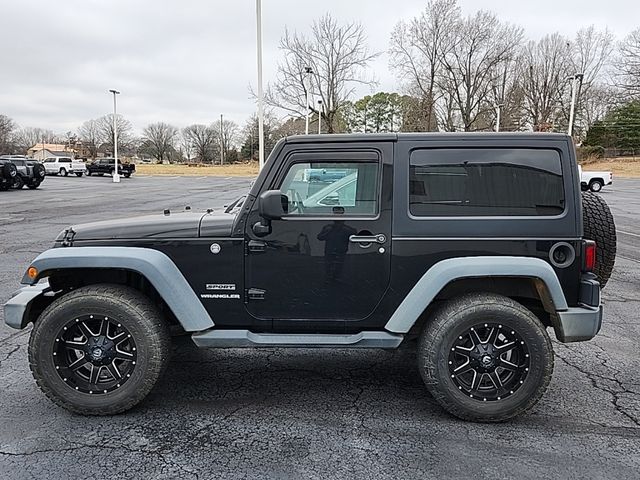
[
  {"left": 253, "top": 190, "right": 288, "bottom": 236},
  {"left": 259, "top": 190, "right": 288, "bottom": 220}
]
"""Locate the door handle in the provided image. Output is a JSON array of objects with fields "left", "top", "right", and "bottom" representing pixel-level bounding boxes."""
[{"left": 349, "top": 234, "right": 386, "bottom": 245}]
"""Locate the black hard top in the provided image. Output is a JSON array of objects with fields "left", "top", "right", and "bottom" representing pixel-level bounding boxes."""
[{"left": 284, "top": 132, "right": 571, "bottom": 144}]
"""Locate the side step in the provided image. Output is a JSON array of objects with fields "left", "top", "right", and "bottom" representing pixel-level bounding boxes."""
[{"left": 191, "top": 330, "right": 404, "bottom": 349}]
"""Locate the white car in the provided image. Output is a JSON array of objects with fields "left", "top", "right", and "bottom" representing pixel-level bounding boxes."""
[
  {"left": 43, "top": 157, "right": 87, "bottom": 177},
  {"left": 578, "top": 165, "right": 612, "bottom": 192}
]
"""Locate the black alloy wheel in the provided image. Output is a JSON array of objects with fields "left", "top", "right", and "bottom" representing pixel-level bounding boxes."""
[
  {"left": 53, "top": 315, "right": 137, "bottom": 394},
  {"left": 448, "top": 323, "right": 530, "bottom": 401}
]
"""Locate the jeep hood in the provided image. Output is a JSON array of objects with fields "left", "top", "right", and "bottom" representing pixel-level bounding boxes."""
[{"left": 56, "top": 211, "right": 235, "bottom": 243}]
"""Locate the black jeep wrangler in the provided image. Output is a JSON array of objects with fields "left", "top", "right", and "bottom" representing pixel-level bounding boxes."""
[{"left": 4, "top": 133, "right": 616, "bottom": 422}]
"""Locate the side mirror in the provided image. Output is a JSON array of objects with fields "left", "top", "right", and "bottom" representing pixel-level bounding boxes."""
[
  {"left": 253, "top": 190, "right": 288, "bottom": 236},
  {"left": 259, "top": 190, "right": 288, "bottom": 220}
]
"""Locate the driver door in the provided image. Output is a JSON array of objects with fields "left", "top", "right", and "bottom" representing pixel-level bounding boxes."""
[{"left": 244, "top": 147, "right": 393, "bottom": 330}]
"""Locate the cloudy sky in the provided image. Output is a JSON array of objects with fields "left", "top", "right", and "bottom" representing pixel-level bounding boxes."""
[{"left": 0, "top": 0, "right": 636, "bottom": 135}]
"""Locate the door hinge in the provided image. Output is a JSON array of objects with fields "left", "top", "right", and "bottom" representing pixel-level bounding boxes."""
[{"left": 245, "top": 288, "right": 266, "bottom": 301}]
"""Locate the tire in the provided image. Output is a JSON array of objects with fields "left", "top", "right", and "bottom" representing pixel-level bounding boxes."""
[
  {"left": 87, "top": 170, "right": 92, "bottom": 176},
  {"left": 589, "top": 179, "right": 604, "bottom": 192},
  {"left": 582, "top": 192, "right": 617, "bottom": 287},
  {"left": 33, "top": 163, "right": 46, "bottom": 180},
  {"left": 60, "top": 168, "right": 68, "bottom": 177},
  {"left": 28, "top": 284, "right": 171, "bottom": 415},
  {"left": 418, "top": 293, "right": 554, "bottom": 422},
  {"left": 28, "top": 181, "right": 41, "bottom": 190},
  {"left": 12, "top": 176, "right": 24, "bottom": 189},
  {"left": 2, "top": 162, "right": 17, "bottom": 179},
  {"left": 75, "top": 172, "right": 84, "bottom": 177},
  {"left": 124, "top": 173, "right": 131, "bottom": 178}
]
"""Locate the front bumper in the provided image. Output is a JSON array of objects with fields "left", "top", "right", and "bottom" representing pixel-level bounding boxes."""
[
  {"left": 3, "top": 283, "right": 51, "bottom": 330},
  {"left": 555, "top": 304, "right": 603, "bottom": 343}
]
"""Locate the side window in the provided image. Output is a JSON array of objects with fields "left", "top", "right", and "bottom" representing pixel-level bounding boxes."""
[
  {"left": 44, "top": 158, "right": 54, "bottom": 163},
  {"left": 279, "top": 161, "right": 379, "bottom": 216},
  {"left": 409, "top": 148, "right": 565, "bottom": 216}
]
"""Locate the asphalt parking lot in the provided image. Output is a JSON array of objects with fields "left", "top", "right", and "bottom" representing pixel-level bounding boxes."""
[{"left": 1, "top": 175, "right": 639, "bottom": 479}]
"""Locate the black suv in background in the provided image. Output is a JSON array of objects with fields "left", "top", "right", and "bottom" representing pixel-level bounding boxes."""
[
  {"left": 4, "top": 133, "right": 616, "bottom": 422},
  {"left": 0, "top": 156, "right": 46, "bottom": 190},
  {"left": 86, "top": 158, "right": 135, "bottom": 178}
]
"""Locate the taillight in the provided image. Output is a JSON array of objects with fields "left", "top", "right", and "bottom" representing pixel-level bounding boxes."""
[{"left": 583, "top": 240, "right": 596, "bottom": 272}]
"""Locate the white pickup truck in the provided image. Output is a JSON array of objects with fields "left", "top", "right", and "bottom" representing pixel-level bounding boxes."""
[
  {"left": 578, "top": 165, "right": 613, "bottom": 192},
  {"left": 42, "top": 156, "right": 87, "bottom": 177}
]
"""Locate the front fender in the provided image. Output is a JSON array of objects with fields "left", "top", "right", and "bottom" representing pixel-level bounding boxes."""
[
  {"left": 14, "top": 246, "right": 214, "bottom": 332},
  {"left": 384, "top": 256, "right": 569, "bottom": 334}
]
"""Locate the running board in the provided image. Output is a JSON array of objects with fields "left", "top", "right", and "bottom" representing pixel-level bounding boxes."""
[{"left": 191, "top": 330, "right": 404, "bottom": 349}]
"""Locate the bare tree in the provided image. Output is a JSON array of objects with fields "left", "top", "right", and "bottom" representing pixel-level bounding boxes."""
[
  {"left": 12, "top": 127, "right": 58, "bottom": 152},
  {"left": 78, "top": 119, "right": 101, "bottom": 159},
  {"left": 614, "top": 28, "right": 640, "bottom": 99},
  {"left": 519, "top": 33, "right": 571, "bottom": 131},
  {"left": 265, "top": 13, "right": 379, "bottom": 133},
  {"left": 439, "top": 11, "right": 523, "bottom": 131},
  {"left": 211, "top": 119, "right": 239, "bottom": 164},
  {"left": 183, "top": 124, "right": 217, "bottom": 163},
  {"left": 389, "top": 0, "right": 459, "bottom": 131},
  {"left": 97, "top": 114, "right": 133, "bottom": 153},
  {"left": 0, "top": 114, "right": 16, "bottom": 153},
  {"left": 142, "top": 122, "right": 178, "bottom": 163}
]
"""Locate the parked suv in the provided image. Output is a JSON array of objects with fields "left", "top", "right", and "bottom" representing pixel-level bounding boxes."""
[
  {"left": 0, "top": 158, "right": 18, "bottom": 190},
  {"left": 86, "top": 158, "right": 135, "bottom": 178},
  {"left": 43, "top": 157, "right": 87, "bottom": 177},
  {"left": 4, "top": 133, "right": 616, "bottom": 422},
  {"left": 0, "top": 157, "right": 46, "bottom": 189}
]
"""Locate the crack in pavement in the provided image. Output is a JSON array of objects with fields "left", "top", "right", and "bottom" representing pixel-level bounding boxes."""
[
  {"left": 0, "top": 344, "right": 21, "bottom": 369},
  {"left": 555, "top": 348, "right": 640, "bottom": 428}
]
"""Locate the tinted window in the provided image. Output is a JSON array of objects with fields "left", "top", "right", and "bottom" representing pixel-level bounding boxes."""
[
  {"left": 279, "top": 162, "right": 379, "bottom": 216},
  {"left": 409, "top": 149, "right": 564, "bottom": 216},
  {"left": 12, "top": 160, "right": 25, "bottom": 166},
  {"left": 60, "top": 158, "right": 72, "bottom": 163}
]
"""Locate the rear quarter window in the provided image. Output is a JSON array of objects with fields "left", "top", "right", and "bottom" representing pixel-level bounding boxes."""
[{"left": 409, "top": 148, "right": 565, "bottom": 217}]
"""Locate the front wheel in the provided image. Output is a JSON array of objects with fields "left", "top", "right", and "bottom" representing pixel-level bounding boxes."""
[
  {"left": 75, "top": 172, "right": 84, "bottom": 177},
  {"left": 60, "top": 168, "right": 68, "bottom": 177},
  {"left": 28, "top": 284, "right": 171, "bottom": 415},
  {"left": 418, "top": 293, "right": 553, "bottom": 422}
]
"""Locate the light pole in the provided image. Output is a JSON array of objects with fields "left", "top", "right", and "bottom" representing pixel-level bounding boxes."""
[
  {"left": 256, "top": 0, "right": 265, "bottom": 170},
  {"left": 495, "top": 103, "right": 504, "bottom": 132},
  {"left": 568, "top": 73, "right": 584, "bottom": 137},
  {"left": 304, "top": 67, "right": 312, "bottom": 135},
  {"left": 317, "top": 100, "right": 323, "bottom": 134},
  {"left": 109, "top": 89, "right": 121, "bottom": 183},
  {"left": 220, "top": 113, "right": 224, "bottom": 165}
]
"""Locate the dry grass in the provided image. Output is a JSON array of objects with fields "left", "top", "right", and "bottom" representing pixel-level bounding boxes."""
[
  {"left": 136, "top": 163, "right": 259, "bottom": 177},
  {"left": 582, "top": 156, "right": 640, "bottom": 178}
]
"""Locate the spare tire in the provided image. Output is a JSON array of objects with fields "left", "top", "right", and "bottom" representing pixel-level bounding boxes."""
[
  {"left": 2, "top": 162, "right": 17, "bottom": 179},
  {"left": 582, "top": 192, "right": 617, "bottom": 288},
  {"left": 33, "top": 162, "right": 46, "bottom": 179}
]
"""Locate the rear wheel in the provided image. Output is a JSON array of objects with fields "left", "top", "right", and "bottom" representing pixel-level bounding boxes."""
[
  {"left": 589, "top": 179, "right": 604, "bottom": 192},
  {"left": 28, "top": 284, "right": 171, "bottom": 415},
  {"left": 418, "top": 293, "right": 553, "bottom": 422}
]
